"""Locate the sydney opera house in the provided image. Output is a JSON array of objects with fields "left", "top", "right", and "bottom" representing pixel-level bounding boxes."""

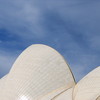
[{"left": 0, "top": 44, "right": 100, "bottom": 100}]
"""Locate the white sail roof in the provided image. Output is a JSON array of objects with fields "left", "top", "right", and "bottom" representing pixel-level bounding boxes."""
[
  {"left": 0, "top": 44, "right": 75, "bottom": 100},
  {"left": 73, "top": 66, "right": 100, "bottom": 100}
]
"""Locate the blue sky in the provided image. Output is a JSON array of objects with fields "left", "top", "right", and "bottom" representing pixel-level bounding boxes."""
[{"left": 0, "top": 0, "right": 100, "bottom": 81}]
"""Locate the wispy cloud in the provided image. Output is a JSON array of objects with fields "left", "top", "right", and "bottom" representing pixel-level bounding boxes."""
[
  {"left": 0, "top": 0, "right": 46, "bottom": 39},
  {"left": 0, "top": 0, "right": 100, "bottom": 39},
  {"left": 0, "top": 49, "right": 18, "bottom": 78},
  {"left": 0, "top": 0, "right": 100, "bottom": 81}
]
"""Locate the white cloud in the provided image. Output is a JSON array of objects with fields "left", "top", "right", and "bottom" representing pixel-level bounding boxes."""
[
  {"left": 0, "top": 0, "right": 46, "bottom": 39},
  {"left": 0, "top": 0, "right": 100, "bottom": 40},
  {"left": 0, "top": 0, "right": 100, "bottom": 81}
]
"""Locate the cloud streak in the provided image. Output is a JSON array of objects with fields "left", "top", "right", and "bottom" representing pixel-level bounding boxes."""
[
  {"left": 0, "top": 0, "right": 100, "bottom": 81},
  {"left": 0, "top": 49, "right": 17, "bottom": 77}
]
